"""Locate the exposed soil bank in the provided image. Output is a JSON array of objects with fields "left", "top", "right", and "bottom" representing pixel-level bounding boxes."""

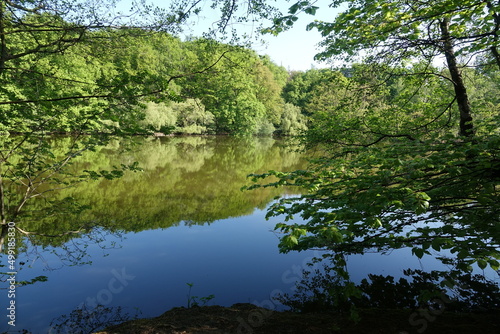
[{"left": 96, "top": 303, "right": 500, "bottom": 334}]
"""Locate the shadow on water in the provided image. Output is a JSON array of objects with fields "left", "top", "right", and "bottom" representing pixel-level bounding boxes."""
[
  {"left": 0, "top": 135, "right": 314, "bottom": 333},
  {"left": 1, "top": 136, "right": 498, "bottom": 333}
]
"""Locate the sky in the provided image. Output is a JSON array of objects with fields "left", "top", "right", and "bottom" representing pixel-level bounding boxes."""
[
  {"left": 194, "top": 0, "right": 342, "bottom": 71},
  {"left": 137, "top": 0, "right": 343, "bottom": 72},
  {"left": 252, "top": 14, "right": 334, "bottom": 71},
  {"left": 252, "top": 1, "right": 344, "bottom": 71}
]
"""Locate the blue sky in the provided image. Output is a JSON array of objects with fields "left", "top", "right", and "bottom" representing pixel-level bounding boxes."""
[
  {"left": 254, "top": 1, "right": 344, "bottom": 71},
  {"left": 121, "top": 0, "right": 343, "bottom": 71},
  {"left": 185, "top": 0, "right": 343, "bottom": 71},
  {"left": 253, "top": 14, "right": 332, "bottom": 71}
]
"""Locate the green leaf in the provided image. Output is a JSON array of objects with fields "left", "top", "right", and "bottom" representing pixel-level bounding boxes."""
[
  {"left": 431, "top": 238, "right": 443, "bottom": 251},
  {"left": 305, "top": 6, "right": 318, "bottom": 15},
  {"left": 289, "top": 3, "right": 300, "bottom": 14},
  {"left": 412, "top": 248, "right": 425, "bottom": 259},
  {"left": 477, "top": 259, "right": 488, "bottom": 270},
  {"left": 488, "top": 259, "right": 500, "bottom": 270},
  {"left": 457, "top": 250, "right": 469, "bottom": 260}
]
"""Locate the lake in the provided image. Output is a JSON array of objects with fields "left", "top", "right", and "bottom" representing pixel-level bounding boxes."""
[{"left": 0, "top": 136, "right": 492, "bottom": 333}]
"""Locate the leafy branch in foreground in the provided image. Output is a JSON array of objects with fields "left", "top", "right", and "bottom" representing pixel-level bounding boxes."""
[
  {"left": 249, "top": 134, "right": 500, "bottom": 277},
  {"left": 244, "top": 0, "right": 500, "bottom": 294}
]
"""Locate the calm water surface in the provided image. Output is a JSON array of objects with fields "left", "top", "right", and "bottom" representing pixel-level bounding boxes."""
[{"left": 0, "top": 136, "right": 478, "bottom": 333}]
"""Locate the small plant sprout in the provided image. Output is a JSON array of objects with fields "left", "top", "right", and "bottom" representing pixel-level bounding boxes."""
[{"left": 186, "top": 282, "right": 215, "bottom": 308}]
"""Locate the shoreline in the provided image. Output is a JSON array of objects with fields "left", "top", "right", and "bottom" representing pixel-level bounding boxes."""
[{"left": 95, "top": 303, "right": 500, "bottom": 334}]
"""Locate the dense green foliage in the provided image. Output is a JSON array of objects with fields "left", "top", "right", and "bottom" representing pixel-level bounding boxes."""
[
  {"left": 1, "top": 2, "right": 499, "bottom": 308},
  {"left": 242, "top": 1, "right": 500, "bottom": 304},
  {"left": 251, "top": 63, "right": 500, "bottom": 276},
  {"left": 0, "top": 25, "right": 294, "bottom": 136},
  {"left": 0, "top": 2, "right": 296, "bottom": 137}
]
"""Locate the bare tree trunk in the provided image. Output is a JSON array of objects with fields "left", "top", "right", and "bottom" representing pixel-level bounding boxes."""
[
  {"left": 0, "top": 1, "right": 7, "bottom": 75},
  {"left": 491, "top": 46, "right": 500, "bottom": 70},
  {"left": 486, "top": 1, "right": 500, "bottom": 70},
  {"left": 439, "top": 18, "right": 474, "bottom": 138},
  {"left": 0, "top": 224, "right": 7, "bottom": 253}
]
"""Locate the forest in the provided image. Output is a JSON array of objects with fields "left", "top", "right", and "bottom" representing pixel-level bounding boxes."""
[
  {"left": 0, "top": 11, "right": 304, "bottom": 137},
  {"left": 0, "top": 0, "right": 500, "bottom": 332},
  {"left": 2, "top": 1, "right": 499, "bottom": 140},
  {"left": 1, "top": 0, "right": 500, "bottom": 283},
  {"left": 3, "top": 19, "right": 499, "bottom": 140}
]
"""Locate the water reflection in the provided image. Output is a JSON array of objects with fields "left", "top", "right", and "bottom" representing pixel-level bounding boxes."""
[
  {"left": 2, "top": 136, "right": 497, "bottom": 333},
  {"left": 7, "top": 136, "right": 309, "bottom": 250},
  {"left": 59, "top": 136, "right": 309, "bottom": 230},
  {"left": 1, "top": 136, "right": 317, "bottom": 333}
]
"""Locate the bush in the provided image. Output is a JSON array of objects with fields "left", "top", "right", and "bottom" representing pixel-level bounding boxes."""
[
  {"left": 140, "top": 102, "right": 177, "bottom": 133},
  {"left": 253, "top": 118, "right": 276, "bottom": 136},
  {"left": 172, "top": 99, "right": 215, "bottom": 134},
  {"left": 278, "top": 103, "right": 308, "bottom": 136}
]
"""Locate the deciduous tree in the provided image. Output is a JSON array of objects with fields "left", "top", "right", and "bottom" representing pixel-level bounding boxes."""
[{"left": 248, "top": 0, "right": 500, "bottom": 292}]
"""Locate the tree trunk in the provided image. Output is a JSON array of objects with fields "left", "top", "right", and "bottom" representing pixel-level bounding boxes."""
[
  {"left": 491, "top": 46, "right": 500, "bottom": 70},
  {"left": 439, "top": 18, "right": 474, "bottom": 137},
  {"left": 0, "top": 224, "right": 7, "bottom": 253},
  {"left": 486, "top": 1, "right": 500, "bottom": 70},
  {"left": 0, "top": 1, "right": 6, "bottom": 75}
]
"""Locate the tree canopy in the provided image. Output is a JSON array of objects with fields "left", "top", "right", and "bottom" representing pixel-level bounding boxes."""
[
  {"left": 1, "top": 1, "right": 499, "bottom": 310},
  {"left": 245, "top": 0, "right": 500, "bottom": 296},
  {"left": 0, "top": 0, "right": 300, "bottom": 255}
]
